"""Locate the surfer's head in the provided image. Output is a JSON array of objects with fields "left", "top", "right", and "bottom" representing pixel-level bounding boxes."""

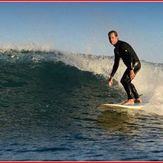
[{"left": 108, "top": 30, "right": 119, "bottom": 45}]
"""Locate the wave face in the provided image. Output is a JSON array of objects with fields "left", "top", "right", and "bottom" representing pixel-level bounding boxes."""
[
  {"left": 0, "top": 49, "right": 163, "bottom": 161},
  {"left": 1, "top": 49, "right": 163, "bottom": 114}
]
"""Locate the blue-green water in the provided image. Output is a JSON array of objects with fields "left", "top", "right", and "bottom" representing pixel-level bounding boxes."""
[{"left": 0, "top": 50, "right": 162, "bottom": 160}]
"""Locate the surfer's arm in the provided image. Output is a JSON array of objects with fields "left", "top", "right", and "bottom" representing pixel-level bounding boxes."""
[
  {"left": 110, "top": 51, "right": 120, "bottom": 78},
  {"left": 121, "top": 44, "right": 135, "bottom": 80},
  {"left": 122, "top": 43, "right": 134, "bottom": 70},
  {"left": 108, "top": 52, "right": 120, "bottom": 87}
]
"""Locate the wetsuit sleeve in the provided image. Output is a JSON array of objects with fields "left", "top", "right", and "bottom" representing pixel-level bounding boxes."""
[
  {"left": 122, "top": 44, "right": 134, "bottom": 70},
  {"left": 110, "top": 50, "right": 120, "bottom": 77}
]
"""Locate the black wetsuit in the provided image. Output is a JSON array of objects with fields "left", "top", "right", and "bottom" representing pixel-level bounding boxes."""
[{"left": 110, "top": 40, "right": 141, "bottom": 99}]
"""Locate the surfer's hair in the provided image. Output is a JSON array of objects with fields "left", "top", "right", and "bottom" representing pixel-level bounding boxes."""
[{"left": 108, "top": 30, "right": 118, "bottom": 37}]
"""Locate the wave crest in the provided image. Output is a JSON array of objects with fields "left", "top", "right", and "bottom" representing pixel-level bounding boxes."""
[{"left": 0, "top": 48, "right": 163, "bottom": 114}]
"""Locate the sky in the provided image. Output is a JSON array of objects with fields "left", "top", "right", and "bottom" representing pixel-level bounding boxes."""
[{"left": 0, "top": 2, "right": 163, "bottom": 63}]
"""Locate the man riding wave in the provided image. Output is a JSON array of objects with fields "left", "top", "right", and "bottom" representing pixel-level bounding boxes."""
[{"left": 108, "top": 30, "right": 142, "bottom": 105}]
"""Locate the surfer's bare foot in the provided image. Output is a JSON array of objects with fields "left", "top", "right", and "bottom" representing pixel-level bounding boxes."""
[
  {"left": 123, "top": 99, "right": 134, "bottom": 105},
  {"left": 134, "top": 98, "right": 142, "bottom": 103}
]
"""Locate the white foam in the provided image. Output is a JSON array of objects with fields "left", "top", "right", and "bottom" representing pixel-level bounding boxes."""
[
  {"left": 0, "top": 42, "right": 53, "bottom": 52},
  {"left": 57, "top": 52, "right": 163, "bottom": 115},
  {"left": 1, "top": 46, "right": 163, "bottom": 115}
]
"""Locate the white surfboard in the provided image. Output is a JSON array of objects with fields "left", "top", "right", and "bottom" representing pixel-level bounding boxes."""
[{"left": 98, "top": 103, "right": 144, "bottom": 112}]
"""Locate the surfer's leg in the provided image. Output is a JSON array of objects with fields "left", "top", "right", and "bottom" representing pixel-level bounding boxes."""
[
  {"left": 131, "top": 62, "right": 141, "bottom": 100},
  {"left": 120, "top": 69, "right": 134, "bottom": 100},
  {"left": 130, "top": 84, "right": 142, "bottom": 102},
  {"left": 130, "top": 83, "right": 139, "bottom": 99},
  {"left": 130, "top": 84, "right": 142, "bottom": 103}
]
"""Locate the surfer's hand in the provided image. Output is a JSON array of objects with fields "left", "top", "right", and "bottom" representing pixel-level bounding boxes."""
[
  {"left": 108, "top": 77, "right": 113, "bottom": 87},
  {"left": 130, "top": 70, "right": 135, "bottom": 80}
]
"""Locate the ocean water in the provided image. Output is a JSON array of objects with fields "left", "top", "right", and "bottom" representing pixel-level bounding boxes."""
[{"left": 0, "top": 49, "right": 162, "bottom": 161}]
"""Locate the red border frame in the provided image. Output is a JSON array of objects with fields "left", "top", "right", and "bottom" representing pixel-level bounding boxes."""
[
  {"left": 0, "top": 161, "right": 162, "bottom": 162},
  {"left": 0, "top": 0, "right": 163, "bottom": 2}
]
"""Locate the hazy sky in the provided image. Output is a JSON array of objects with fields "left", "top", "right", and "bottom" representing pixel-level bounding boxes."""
[{"left": 0, "top": 2, "right": 163, "bottom": 63}]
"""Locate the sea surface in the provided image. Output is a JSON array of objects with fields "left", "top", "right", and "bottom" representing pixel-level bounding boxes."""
[{"left": 0, "top": 50, "right": 162, "bottom": 161}]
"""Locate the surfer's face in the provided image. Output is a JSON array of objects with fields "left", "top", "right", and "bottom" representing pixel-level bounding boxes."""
[{"left": 109, "top": 33, "right": 118, "bottom": 45}]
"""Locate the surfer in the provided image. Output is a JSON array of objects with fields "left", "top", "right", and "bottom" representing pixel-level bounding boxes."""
[{"left": 108, "top": 30, "right": 142, "bottom": 105}]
